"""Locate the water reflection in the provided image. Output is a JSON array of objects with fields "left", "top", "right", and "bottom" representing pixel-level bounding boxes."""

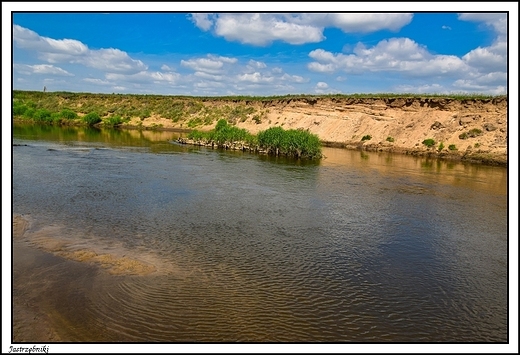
[
  {"left": 12, "top": 123, "right": 507, "bottom": 342},
  {"left": 321, "top": 147, "right": 507, "bottom": 195}
]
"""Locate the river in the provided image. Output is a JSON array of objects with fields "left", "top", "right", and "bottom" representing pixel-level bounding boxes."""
[{"left": 11, "top": 123, "right": 508, "bottom": 343}]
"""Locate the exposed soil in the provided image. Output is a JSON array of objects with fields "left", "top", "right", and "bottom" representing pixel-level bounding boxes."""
[{"left": 124, "top": 97, "right": 508, "bottom": 166}]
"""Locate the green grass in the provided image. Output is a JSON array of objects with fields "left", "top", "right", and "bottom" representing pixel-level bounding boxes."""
[
  {"left": 386, "top": 136, "right": 395, "bottom": 142},
  {"left": 361, "top": 134, "right": 372, "bottom": 141},
  {"left": 257, "top": 126, "right": 322, "bottom": 159},
  {"left": 188, "top": 119, "right": 322, "bottom": 159},
  {"left": 188, "top": 119, "right": 255, "bottom": 145},
  {"left": 448, "top": 144, "right": 457, "bottom": 151}
]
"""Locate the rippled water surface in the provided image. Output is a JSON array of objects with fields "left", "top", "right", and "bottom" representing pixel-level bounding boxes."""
[{"left": 12, "top": 124, "right": 508, "bottom": 342}]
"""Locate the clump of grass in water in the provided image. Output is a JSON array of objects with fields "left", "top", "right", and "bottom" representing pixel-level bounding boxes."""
[
  {"left": 257, "top": 126, "right": 322, "bottom": 159},
  {"left": 188, "top": 119, "right": 322, "bottom": 159},
  {"left": 188, "top": 119, "right": 255, "bottom": 145}
]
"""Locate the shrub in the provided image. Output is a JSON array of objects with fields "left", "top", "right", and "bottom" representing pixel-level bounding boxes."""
[
  {"left": 51, "top": 112, "right": 62, "bottom": 124},
  {"left": 386, "top": 136, "right": 395, "bottom": 142},
  {"left": 459, "top": 128, "right": 483, "bottom": 139},
  {"left": 361, "top": 135, "right": 372, "bottom": 141},
  {"left": 83, "top": 112, "right": 102, "bottom": 126},
  {"left": 33, "top": 109, "right": 53, "bottom": 123},
  {"left": 422, "top": 138, "right": 436, "bottom": 147},
  {"left": 60, "top": 109, "right": 78, "bottom": 120},
  {"left": 23, "top": 108, "right": 36, "bottom": 119},
  {"left": 13, "top": 103, "right": 27, "bottom": 116},
  {"left": 448, "top": 144, "right": 457, "bottom": 151},
  {"left": 468, "top": 128, "right": 483, "bottom": 137},
  {"left": 139, "top": 109, "right": 151, "bottom": 119},
  {"left": 438, "top": 142, "right": 445, "bottom": 151},
  {"left": 104, "top": 115, "right": 124, "bottom": 126}
]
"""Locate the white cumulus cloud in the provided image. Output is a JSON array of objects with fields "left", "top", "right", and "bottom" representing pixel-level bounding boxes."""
[
  {"left": 308, "top": 38, "right": 469, "bottom": 77},
  {"left": 181, "top": 55, "right": 237, "bottom": 74},
  {"left": 13, "top": 25, "right": 147, "bottom": 74},
  {"left": 189, "top": 13, "right": 412, "bottom": 46},
  {"left": 189, "top": 13, "right": 215, "bottom": 31},
  {"left": 14, "top": 63, "right": 74, "bottom": 76},
  {"left": 237, "top": 72, "right": 275, "bottom": 84},
  {"left": 316, "top": 82, "right": 328, "bottom": 89}
]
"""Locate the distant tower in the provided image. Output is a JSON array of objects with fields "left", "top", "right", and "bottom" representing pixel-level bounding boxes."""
[{"left": 43, "top": 86, "right": 46, "bottom": 92}]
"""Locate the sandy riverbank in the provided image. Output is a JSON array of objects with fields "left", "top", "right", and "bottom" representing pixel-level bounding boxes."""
[{"left": 120, "top": 96, "right": 507, "bottom": 166}]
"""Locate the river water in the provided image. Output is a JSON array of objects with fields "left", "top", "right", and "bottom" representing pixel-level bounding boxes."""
[{"left": 12, "top": 123, "right": 508, "bottom": 342}]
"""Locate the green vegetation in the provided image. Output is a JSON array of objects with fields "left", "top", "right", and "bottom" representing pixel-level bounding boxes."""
[
  {"left": 82, "top": 112, "right": 102, "bottom": 126},
  {"left": 60, "top": 109, "right": 78, "bottom": 120},
  {"left": 188, "top": 119, "right": 322, "bottom": 159},
  {"left": 386, "top": 136, "right": 395, "bottom": 142},
  {"left": 12, "top": 90, "right": 505, "bottom": 131},
  {"left": 361, "top": 134, "right": 372, "bottom": 141},
  {"left": 104, "top": 115, "right": 127, "bottom": 127},
  {"left": 438, "top": 142, "right": 445, "bottom": 151},
  {"left": 468, "top": 128, "right": 483, "bottom": 137},
  {"left": 33, "top": 109, "right": 52, "bottom": 123},
  {"left": 459, "top": 128, "right": 483, "bottom": 140},
  {"left": 257, "top": 126, "right": 322, "bottom": 159},
  {"left": 448, "top": 144, "right": 457, "bottom": 151},
  {"left": 188, "top": 119, "right": 255, "bottom": 145},
  {"left": 422, "top": 138, "right": 436, "bottom": 148}
]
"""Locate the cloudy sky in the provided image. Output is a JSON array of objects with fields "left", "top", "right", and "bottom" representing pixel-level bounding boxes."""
[{"left": 6, "top": 4, "right": 515, "bottom": 97}]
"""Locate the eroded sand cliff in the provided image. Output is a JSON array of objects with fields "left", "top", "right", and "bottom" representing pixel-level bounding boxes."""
[{"left": 126, "top": 97, "right": 507, "bottom": 165}]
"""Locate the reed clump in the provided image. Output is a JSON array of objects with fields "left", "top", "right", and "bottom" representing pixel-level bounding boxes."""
[{"left": 187, "top": 119, "right": 322, "bottom": 159}]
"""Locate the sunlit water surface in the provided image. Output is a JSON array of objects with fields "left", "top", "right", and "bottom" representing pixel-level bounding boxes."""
[{"left": 12, "top": 123, "right": 508, "bottom": 342}]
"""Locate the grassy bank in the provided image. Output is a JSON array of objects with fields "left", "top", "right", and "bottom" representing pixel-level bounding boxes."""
[{"left": 12, "top": 90, "right": 505, "bottom": 128}]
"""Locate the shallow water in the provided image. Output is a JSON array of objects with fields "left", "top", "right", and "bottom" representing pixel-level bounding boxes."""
[{"left": 12, "top": 123, "right": 508, "bottom": 342}]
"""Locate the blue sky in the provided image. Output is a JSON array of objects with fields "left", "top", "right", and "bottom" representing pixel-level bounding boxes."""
[{"left": 5, "top": 4, "right": 515, "bottom": 96}]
